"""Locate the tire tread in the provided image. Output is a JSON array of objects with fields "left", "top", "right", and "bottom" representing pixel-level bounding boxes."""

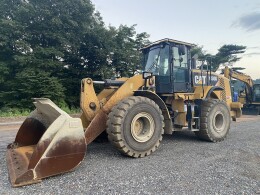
[{"left": 106, "top": 96, "right": 164, "bottom": 158}]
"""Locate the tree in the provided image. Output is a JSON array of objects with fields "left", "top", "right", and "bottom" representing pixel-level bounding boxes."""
[
  {"left": 213, "top": 44, "right": 246, "bottom": 70},
  {"left": 60, "top": 24, "right": 150, "bottom": 107},
  {"left": 191, "top": 44, "right": 246, "bottom": 71},
  {"left": 0, "top": 0, "right": 99, "bottom": 108},
  {"left": 108, "top": 25, "right": 150, "bottom": 77},
  {"left": 0, "top": 0, "right": 150, "bottom": 109},
  {"left": 191, "top": 46, "right": 206, "bottom": 60}
]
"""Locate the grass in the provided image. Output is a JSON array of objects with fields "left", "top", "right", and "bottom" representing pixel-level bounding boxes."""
[
  {"left": 60, "top": 106, "right": 81, "bottom": 115},
  {"left": 0, "top": 107, "right": 81, "bottom": 117},
  {"left": 0, "top": 108, "right": 31, "bottom": 117}
]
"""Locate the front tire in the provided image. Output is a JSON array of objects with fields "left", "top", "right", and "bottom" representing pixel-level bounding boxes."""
[
  {"left": 195, "top": 99, "right": 231, "bottom": 142},
  {"left": 106, "top": 96, "right": 164, "bottom": 158}
]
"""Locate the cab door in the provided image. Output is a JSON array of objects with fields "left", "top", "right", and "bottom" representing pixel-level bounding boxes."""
[
  {"left": 172, "top": 45, "right": 190, "bottom": 92},
  {"left": 155, "top": 44, "right": 174, "bottom": 93}
]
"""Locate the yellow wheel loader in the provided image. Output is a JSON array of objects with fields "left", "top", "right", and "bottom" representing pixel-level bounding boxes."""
[{"left": 6, "top": 39, "right": 242, "bottom": 187}]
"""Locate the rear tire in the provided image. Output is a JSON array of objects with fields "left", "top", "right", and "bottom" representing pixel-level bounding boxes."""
[
  {"left": 195, "top": 99, "right": 231, "bottom": 142},
  {"left": 106, "top": 96, "right": 164, "bottom": 158}
]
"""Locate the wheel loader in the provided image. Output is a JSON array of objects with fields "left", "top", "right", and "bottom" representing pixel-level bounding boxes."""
[{"left": 6, "top": 38, "right": 242, "bottom": 187}]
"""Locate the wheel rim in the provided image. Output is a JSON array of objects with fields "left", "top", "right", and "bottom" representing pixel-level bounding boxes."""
[
  {"left": 213, "top": 111, "right": 225, "bottom": 133},
  {"left": 130, "top": 112, "right": 155, "bottom": 143}
]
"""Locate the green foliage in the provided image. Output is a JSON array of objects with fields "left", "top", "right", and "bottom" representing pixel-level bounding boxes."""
[
  {"left": 59, "top": 105, "right": 81, "bottom": 115},
  {"left": 0, "top": 0, "right": 150, "bottom": 111},
  {"left": 2, "top": 70, "right": 65, "bottom": 109},
  {"left": 191, "top": 46, "right": 206, "bottom": 60},
  {"left": 102, "top": 25, "right": 150, "bottom": 78},
  {"left": 191, "top": 45, "right": 246, "bottom": 71},
  {"left": 0, "top": 106, "right": 80, "bottom": 117},
  {"left": 0, "top": 107, "right": 31, "bottom": 117},
  {"left": 231, "top": 67, "right": 245, "bottom": 71}
]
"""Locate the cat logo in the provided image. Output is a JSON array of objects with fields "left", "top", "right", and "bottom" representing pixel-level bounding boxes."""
[
  {"left": 193, "top": 75, "right": 218, "bottom": 85},
  {"left": 194, "top": 75, "right": 206, "bottom": 84}
]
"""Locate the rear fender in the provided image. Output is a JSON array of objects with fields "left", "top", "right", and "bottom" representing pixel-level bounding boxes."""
[{"left": 205, "top": 86, "right": 223, "bottom": 99}]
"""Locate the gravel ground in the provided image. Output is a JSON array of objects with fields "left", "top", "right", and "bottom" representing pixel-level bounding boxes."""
[{"left": 0, "top": 117, "right": 259, "bottom": 194}]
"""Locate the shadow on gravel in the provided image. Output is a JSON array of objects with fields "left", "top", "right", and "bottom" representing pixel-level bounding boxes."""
[
  {"left": 84, "top": 130, "right": 204, "bottom": 161},
  {"left": 163, "top": 130, "right": 202, "bottom": 143}
]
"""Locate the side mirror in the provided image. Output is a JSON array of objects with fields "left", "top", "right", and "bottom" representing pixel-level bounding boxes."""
[{"left": 178, "top": 45, "right": 186, "bottom": 55}]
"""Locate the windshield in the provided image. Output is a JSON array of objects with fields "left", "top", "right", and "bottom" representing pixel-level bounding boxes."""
[{"left": 143, "top": 45, "right": 170, "bottom": 76}]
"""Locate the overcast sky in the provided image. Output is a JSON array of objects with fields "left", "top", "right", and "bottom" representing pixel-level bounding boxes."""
[{"left": 92, "top": 0, "right": 260, "bottom": 79}]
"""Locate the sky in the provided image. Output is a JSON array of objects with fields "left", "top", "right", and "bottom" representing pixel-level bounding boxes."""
[{"left": 91, "top": 0, "right": 260, "bottom": 79}]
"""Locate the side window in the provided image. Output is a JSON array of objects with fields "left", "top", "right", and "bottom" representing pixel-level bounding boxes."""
[
  {"left": 172, "top": 45, "right": 188, "bottom": 83},
  {"left": 180, "top": 47, "right": 188, "bottom": 68},
  {"left": 172, "top": 46, "right": 188, "bottom": 68},
  {"left": 172, "top": 47, "right": 180, "bottom": 67},
  {"left": 158, "top": 45, "right": 170, "bottom": 76},
  {"left": 159, "top": 57, "right": 169, "bottom": 75}
]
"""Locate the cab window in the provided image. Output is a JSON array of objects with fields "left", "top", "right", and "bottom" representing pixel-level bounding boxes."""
[{"left": 172, "top": 45, "right": 188, "bottom": 68}]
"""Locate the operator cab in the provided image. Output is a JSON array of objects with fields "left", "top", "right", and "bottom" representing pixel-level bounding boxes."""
[{"left": 141, "top": 39, "right": 195, "bottom": 94}]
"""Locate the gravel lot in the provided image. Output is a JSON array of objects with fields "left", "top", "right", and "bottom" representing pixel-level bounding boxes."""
[{"left": 0, "top": 116, "right": 259, "bottom": 194}]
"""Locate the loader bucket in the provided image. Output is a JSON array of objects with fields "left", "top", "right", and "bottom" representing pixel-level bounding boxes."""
[{"left": 6, "top": 98, "right": 86, "bottom": 187}]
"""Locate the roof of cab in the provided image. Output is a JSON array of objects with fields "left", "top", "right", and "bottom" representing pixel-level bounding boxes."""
[{"left": 141, "top": 38, "right": 196, "bottom": 50}]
